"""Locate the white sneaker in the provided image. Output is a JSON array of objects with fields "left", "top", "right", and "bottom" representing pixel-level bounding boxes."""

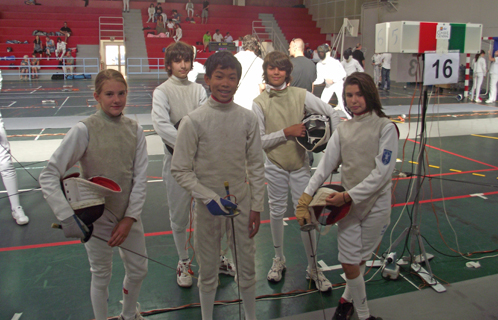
[
  {"left": 485, "top": 100, "right": 495, "bottom": 104},
  {"left": 219, "top": 255, "right": 236, "bottom": 276},
  {"left": 267, "top": 256, "right": 286, "bottom": 282},
  {"left": 475, "top": 98, "right": 482, "bottom": 103},
  {"left": 12, "top": 206, "right": 29, "bottom": 225},
  {"left": 306, "top": 266, "right": 332, "bottom": 292},
  {"left": 118, "top": 302, "right": 144, "bottom": 320},
  {"left": 177, "top": 259, "right": 193, "bottom": 288}
]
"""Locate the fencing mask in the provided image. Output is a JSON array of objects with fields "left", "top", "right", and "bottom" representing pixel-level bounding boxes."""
[
  {"left": 296, "top": 114, "right": 331, "bottom": 153},
  {"left": 308, "top": 184, "right": 351, "bottom": 226}
]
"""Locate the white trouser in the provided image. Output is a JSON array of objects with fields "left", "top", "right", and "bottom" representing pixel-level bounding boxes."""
[
  {"left": 147, "top": 12, "right": 154, "bottom": 23},
  {"left": 337, "top": 188, "right": 391, "bottom": 265},
  {"left": 194, "top": 183, "right": 255, "bottom": 292},
  {"left": 174, "top": 35, "right": 182, "bottom": 43},
  {"left": 84, "top": 210, "right": 148, "bottom": 320},
  {"left": 0, "top": 118, "right": 20, "bottom": 209},
  {"left": 373, "top": 65, "right": 381, "bottom": 85},
  {"left": 187, "top": 8, "right": 194, "bottom": 17},
  {"left": 163, "top": 151, "right": 192, "bottom": 232},
  {"left": 320, "top": 81, "right": 350, "bottom": 119},
  {"left": 489, "top": 73, "right": 498, "bottom": 102},
  {"left": 471, "top": 72, "right": 484, "bottom": 100},
  {"left": 122, "top": 0, "right": 129, "bottom": 11}
]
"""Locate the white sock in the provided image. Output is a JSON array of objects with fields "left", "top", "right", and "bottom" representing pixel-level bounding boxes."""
[
  {"left": 172, "top": 229, "right": 189, "bottom": 261},
  {"left": 121, "top": 276, "right": 143, "bottom": 319},
  {"left": 342, "top": 264, "right": 366, "bottom": 302},
  {"left": 240, "top": 285, "right": 256, "bottom": 320},
  {"left": 1, "top": 172, "right": 20, "bottom": 209},
  {"left": 301, "top": 229, "right": 317, "bottom": 271},
  {"left": 199, "top": 289, "right": 216, "bottom": 320},
  {"left": 90, "top": 274, "right": 110, "bottom": 320},
  {"left": 346, "top": 274, "right": 369, "bottom": 320},
  {"left": 270, "top": 217, "right": 284, "bottom": 259}
]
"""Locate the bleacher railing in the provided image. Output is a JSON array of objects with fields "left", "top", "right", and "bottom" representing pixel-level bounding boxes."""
[
  {"left": 252, "top": 21, "right": 287, "bottom": 57},
  {"left": 0, "top": 57, "right": 99, "bottom": 80},
  {"left": 99, "top": 16, "right": 125, "bottom": 41},
  {"left": 126, "top": 58, "right": 207, "bottom": 80}
]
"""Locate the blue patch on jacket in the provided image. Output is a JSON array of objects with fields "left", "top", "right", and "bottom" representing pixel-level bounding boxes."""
[{"left": 382, "top": 149, "right": 392, "bottom": 165}]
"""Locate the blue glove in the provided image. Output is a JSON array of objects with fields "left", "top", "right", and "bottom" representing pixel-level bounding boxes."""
[{"left": 206, "top": 198, "right": 237, "bottom": 216}]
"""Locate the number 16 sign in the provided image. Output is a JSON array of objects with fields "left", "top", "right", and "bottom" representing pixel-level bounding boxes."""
[{"left": 423, "top": 52, "right": 459, "bottom": 86}]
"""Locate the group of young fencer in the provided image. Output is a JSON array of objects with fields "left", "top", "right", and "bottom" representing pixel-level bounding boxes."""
[{"left": 38, "top": 39, "right": 398, "bottom": 320}]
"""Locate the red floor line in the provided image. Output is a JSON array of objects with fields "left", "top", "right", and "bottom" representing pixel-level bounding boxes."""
[
  {"left": 407, "top": 138, "right": 498, "bottom": 169},
  {"left": 3, "top": 192, "right": 497, "bottom": 253}
]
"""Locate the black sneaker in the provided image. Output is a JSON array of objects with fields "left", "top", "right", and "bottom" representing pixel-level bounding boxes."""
[
  {"left": 366, "top": 316, "right": 383, "bottom": 320},
  {"left": 332, "top": 298, "right": 354, "bottom": 320}
]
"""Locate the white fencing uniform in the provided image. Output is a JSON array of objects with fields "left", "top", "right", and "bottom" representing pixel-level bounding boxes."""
[
  {"left": 253, "top": 86, "right": 340, "bottom": 271},
  {"left": 0, "top": 113, "right": 23, "bottom": 212},
  {"left": 152, "top": 76, "right": 207, "bottom": 260},
  {"left": 234, "top": 50, "right": 264, "bottom": 110},
  {"left": 39, "top": 110, "right": 148, "bottom": 320},
  {"left": 471, "top": 56, "right": 486, "bottom": 101},
  {"left": 187, "top": 61, "right": 205, "bottom": 82},
  {"left": 122, "top": 0, "right": 129, "bottom": 11},
  {"left": 341, "top": 58, "right": 364, "bottom": 76},
  {"left": 305, "top": 112, "right": 398, "bottom": 264},
  {"left": 171, "top": 97, "right": 265, "bottom": 319},
  {"left": 488, "top": 59, "right": 498, "bottom": 103},
  {"left": 371, "top": 54, "right": 382, "bottom": 85},
  {"left": 313, "top": 56, "right": 348, "bottom": 119}
]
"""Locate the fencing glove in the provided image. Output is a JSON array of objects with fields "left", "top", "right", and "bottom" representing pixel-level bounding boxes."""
[
  {"left": 295, "top": 192, "right": 313, "bottom": 226},
  {"left": 206, "top": 198, "right": 238, "bottom": 216},
  {"left": 60, "top": 214, "right": 91, "bottom": 241}
]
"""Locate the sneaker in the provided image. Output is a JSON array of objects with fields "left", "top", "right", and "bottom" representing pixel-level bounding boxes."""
[
  {"left": 177, "top": 259, "right": 193, "bottom": 288},
  {"left": 267, "top": 256, "right": 286, "bottom": 282},
  {"left": 485, "top": 100, "right": 495, "bottom": 103},
  {"left": 219, "top": 255, "right": 236, "bottom": 276},
  {"left": 475, "top": 98, "right": 482, "bottom": 103},
  {"left": 332, "top": 297, "right": 354, "bottom": 320},
  {"left": 12, "top": 206, "right": 29, "bottom": 225},
  {"left": 118, "top": 302, "right": 144, "bottom": 320},
  {"left": 306, "top": 266, "right": 332, "bottom": 292}
]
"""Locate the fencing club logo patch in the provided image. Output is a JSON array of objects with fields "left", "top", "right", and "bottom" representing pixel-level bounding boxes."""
[{"left": 382, "top": 149, "right": 392, "bottom": 165}]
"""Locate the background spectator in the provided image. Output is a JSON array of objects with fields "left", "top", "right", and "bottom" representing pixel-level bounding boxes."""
[
  {"left": 172, "top": 10, "right": 180, "bottom": 23},
  {"left": 155, "top": 3, "right": 163, "bottom": 22},
  {"left": 203, "top": 31, "right": 211, "bottom": 52},
  {"left": 123, "top": 0, "right": 130, "bottom": 13},
  {"left": 31, "top": 54, "right": 39, "bottom": 79},
  {"left": 45, "top": 36, "right": 55, "bottom": 60},
  {"left": 167, "top": 19, "right": 175, "bottom": 36},
  {"left": 213, "top": 29, "right": 223, "bottom": 42},
  {"left": 156, "top": 15, "right": 167, "bottom": 35},
  {"left": 186, "top": 0, "right": 194, "bottom": 17},
  {"left": 352, "top": 43, "right": 365, "bottom": 68},
  {"left": 20, "top": 55, "right": 30, "bottom": 80},
  {"left": 59, "top": 22, "right": 72, "bottom": 42},
  {"left": 224, "top": 32, "right": 233, "bottom": 42},
  {"left": 201, "top": 1, "right": 209, "bottom": 24},
  {"left": 63, "top": 50, "right": 74, "bottom": 75},
  {"left": 173, "top": 24, "right": 182, "bottom": 43},
  {"left": 147, "top": 3, "right": 155, "bottom": 23},
  {"left": 55, "top": 37, "right": 66, "bottom": 60},
  {"left": 33, "top": 35, "right": 43, "bottom": 58}
]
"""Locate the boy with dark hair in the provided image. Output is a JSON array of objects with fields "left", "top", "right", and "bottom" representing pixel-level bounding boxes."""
[
  {"left": 151, "top": 41, "right": 207, "bottom": 288},
  {"left": 171, "top": 51, "right": 265, "bottom": 320},
  {"left": 252, "top": 51, "right": 341, "bottom": 291}
]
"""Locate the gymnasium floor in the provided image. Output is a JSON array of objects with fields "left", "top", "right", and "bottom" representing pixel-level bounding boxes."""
[{"left": 1, "top": 78, "right": 497, "bottom": 320}]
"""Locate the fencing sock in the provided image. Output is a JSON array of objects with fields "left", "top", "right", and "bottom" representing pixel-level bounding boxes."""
[
  {"left": 342, "top": 263, "right": 366, "bottom": 302},
  {"left": 240, "top": 284, "right": 256, "bottom": 320},
  {"left": 121, "top": 276, "right": 143, "bottom": 319},
  {"left": 270, "top": 217, "right": 284, "bottom": 259},
  {"left": 90, "top": 274, "right": 110, "bottom": 320},
  {"left": 346, "top": 273, "right": 369, "bottom": 320},
  {"left": 199, "top": 289, "right": 217, "bottom": 320},
  {"left": 300, "top": 229, "right": 318, "bottom": 271},
  {"left": 1, "top": 171, "right": 20, "bottom": 209},
  {"left": 172, "top": 229, "right": 189, "bottom": 261}
]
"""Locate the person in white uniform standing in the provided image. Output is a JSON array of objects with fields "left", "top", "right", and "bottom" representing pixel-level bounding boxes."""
[
  {"left": 313, "top": 44, "right": 349, "bottom": 119},
  {"left": 253, "top": 51, "right": 341, "bottom": 291},
  {"left": 40, "top": 69, "right": 148, "bottom": 320},
  {"left": 471, "top": 50, "right": 486, "bottom": 103},
  {"left": 486, "top": 49, "right": 498, "bottom": 104},
  {"left": 296, "top": 72, "right": 399, "bottom": 320},
  {"left": 371, "top": 53, "right": 382, "bottom": 87},
  {"left": 0, "top": 113, "right": 29, "bottom": 225},
  {"left": 122, "top": 0, "right": 130, "bottom": 12},
  {"left": 152, "top": 41, "right": 207, "bottom": 288},
  {"left": 171, "top": 51, "right": 265, "bottom": 320},
  {"left": 233, "top": 34, "right": 264, "bottom": 110},
  {"left": 341, "top": 48, "right": 364, "bottom": 76}
]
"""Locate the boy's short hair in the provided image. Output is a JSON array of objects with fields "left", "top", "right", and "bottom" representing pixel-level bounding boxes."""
[
  {"left": 164, "top": 41, "right": 194, "bottom": 76},
  {"left": 204, "top": 51, "right": 242, "bottom": 80},
  {"left": 262, "top": 51, "right": 293, "bottom": 84}
]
